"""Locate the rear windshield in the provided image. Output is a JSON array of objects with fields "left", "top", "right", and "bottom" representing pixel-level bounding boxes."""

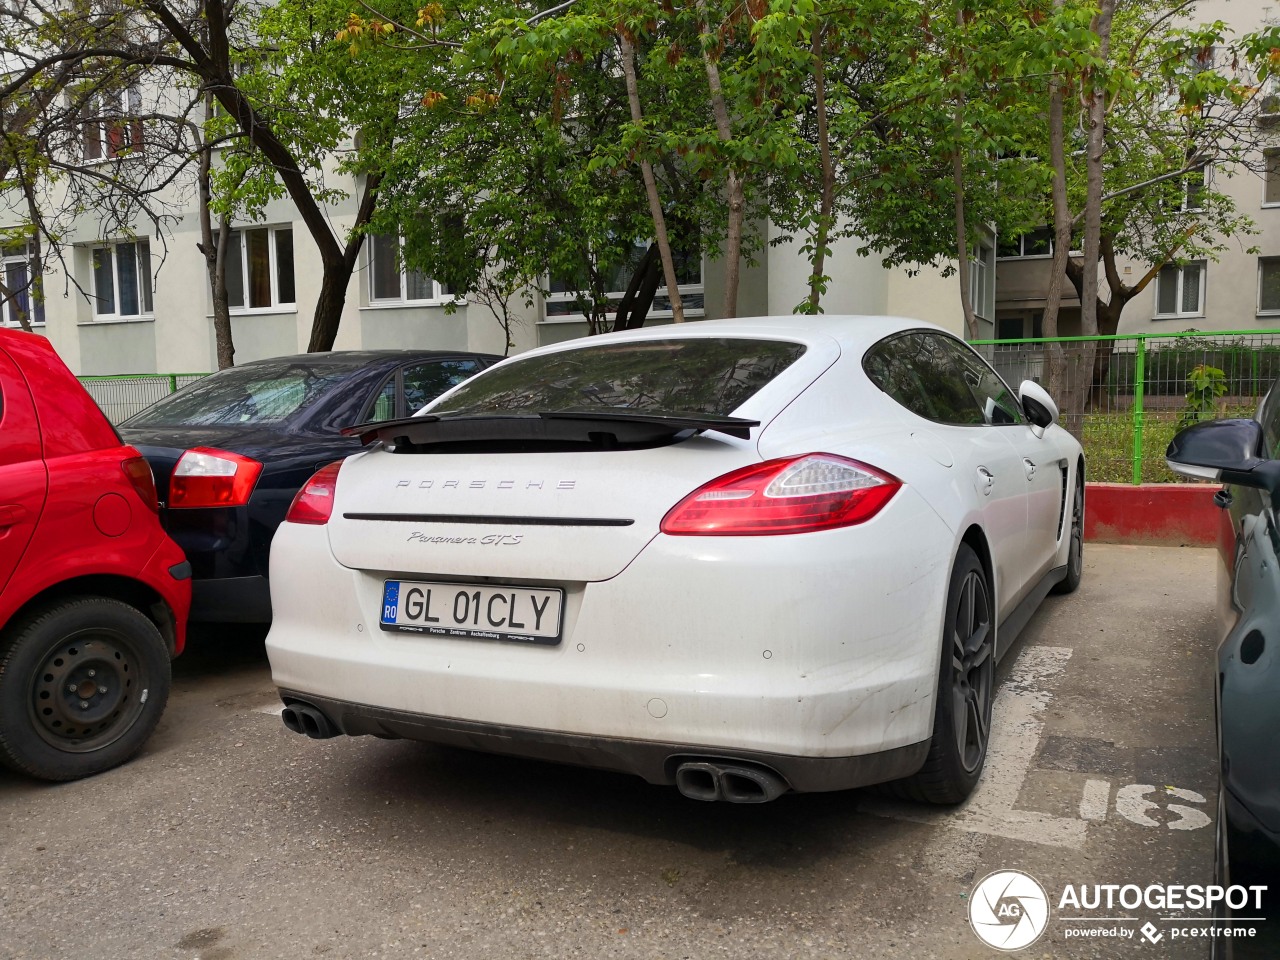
[
  {"left": 124, "top": 362, "right": 354, "bottom": 427},
  {"left": 429, "top": 338, "right": 806, "bottom": 418}
]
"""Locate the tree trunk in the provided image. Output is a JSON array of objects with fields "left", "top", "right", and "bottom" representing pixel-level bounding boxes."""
[
  {"left": 804, "top": 22, "right": 836, "bottom": 315},
  {"left": 613, "top": 242, "right": 662, "bottom": 331},
  {"left": 196, "top": 120, "right": 235, "bottom": 369},
  {"left": 1042, "top": 0, "right": 1072, "bottom": 412},
  {"left": 952, "top": 136, "right": 977, "bottom": 338},
  {"left": 618, "top": 33, "right": 685, "bottom": 323},
  {"left": 307, "top": 265, "right": 350, "bottom": 353},
  {"left": 1079, "top": 0, "right": 1115, "bottom": 340},
  {"left": 695, "top": 0, "right": 742, "bottom": 319}
]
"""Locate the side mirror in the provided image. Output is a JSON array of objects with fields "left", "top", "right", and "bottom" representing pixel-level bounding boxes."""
[
  {"left": 1019, "top": 380, "right": 1059, "bottom": 435},
  {"left": 1166, "top": 419, "right": 1280, "bottom": 496}
]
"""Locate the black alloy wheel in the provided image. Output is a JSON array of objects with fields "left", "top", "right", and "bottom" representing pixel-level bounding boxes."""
[
  {"left": 892, "top": 543, "right": 995, "bottom": 804},
  {"left": 951, "top": 568, "right": 994, "bottom": 775},
  {"left": 1052, "top": 470, "right": 1084, "bottom": 595}
]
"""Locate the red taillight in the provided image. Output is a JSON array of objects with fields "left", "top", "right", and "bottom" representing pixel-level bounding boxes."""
[
  {"left": 168, "top": 447, "right": 263, "bottom": 508},
  {"left": 121, "top": 457, "right": 159, "bottom": 513},
  {"left": 285, "top": 460, "right": 344, "bottom": 525},
  {"left": 660, "top": 454, "right": 902, "bottom": 536}
]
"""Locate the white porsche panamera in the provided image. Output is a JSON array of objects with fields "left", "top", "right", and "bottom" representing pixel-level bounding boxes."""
[{"left": 265, "top": 316, "right": 1084, "bottom": 804}]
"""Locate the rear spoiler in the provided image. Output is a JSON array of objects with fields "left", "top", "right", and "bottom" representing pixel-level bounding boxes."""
[{"left": 341, "top": 411, "right": 760, "bottom": 447}]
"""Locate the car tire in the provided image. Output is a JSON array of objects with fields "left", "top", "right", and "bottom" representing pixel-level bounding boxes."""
[
  {"left": 891, "top": 543, "right": 994, "bottom": 805},
  {"left": 0, "top": 597, "right": 171, "bottom": 781},
  {"left": 1051, "top": 469, "right": 1084, "bottom": 595}
]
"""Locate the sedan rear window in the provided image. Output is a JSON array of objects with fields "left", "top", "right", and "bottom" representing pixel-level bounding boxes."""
[
  {"left": 429, "top": 338, "right": 806, "bottom": 418},
  {"left": 124, "top": 363, "right": 354, "bottom": 426}
]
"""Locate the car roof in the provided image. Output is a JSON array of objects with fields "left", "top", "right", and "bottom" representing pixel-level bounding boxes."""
[
  {"left": 500, "top": 315, "right": 950, "bottom": 363},
  {"left": 232, "top": 349, "right": 499, "bottom": 371}
]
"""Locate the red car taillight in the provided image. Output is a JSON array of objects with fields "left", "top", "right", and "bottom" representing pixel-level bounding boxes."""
[
  {"left": 660, "top": 454, "right": 902, "bottom": 536},
  {"left": 169, "top": 447, "right": 263, "bottom": 508},
  {"left": 121, "top": 456, "right": 159, "bottom": 513},
  {"left": 285, "top": 461, "right": 344, "bottom": 525}
]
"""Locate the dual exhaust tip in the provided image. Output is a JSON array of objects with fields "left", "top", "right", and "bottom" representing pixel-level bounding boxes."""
[
  {"left": 674, "top": 760, "right": 788, "bottom": 803},
  {"left": 281, "top": 702, "right": 338, "bottom": 739}
]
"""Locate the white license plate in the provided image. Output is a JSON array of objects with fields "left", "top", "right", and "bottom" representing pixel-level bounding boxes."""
[{"left": 380, "top": 580, "right": 563, "bottom": 644}]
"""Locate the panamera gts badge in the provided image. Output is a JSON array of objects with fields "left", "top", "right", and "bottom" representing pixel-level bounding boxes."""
[{"left": 406, "top": 532, "right": 524, "bottom": 546}]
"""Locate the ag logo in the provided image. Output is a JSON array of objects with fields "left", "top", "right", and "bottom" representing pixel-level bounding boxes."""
[{"left": 969, "top": 869, "right": 1051, "bottom": 951}]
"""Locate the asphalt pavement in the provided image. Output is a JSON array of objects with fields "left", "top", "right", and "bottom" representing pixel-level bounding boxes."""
[{"left": 0, "top": 545, "right": 1223, "bottom": 959}]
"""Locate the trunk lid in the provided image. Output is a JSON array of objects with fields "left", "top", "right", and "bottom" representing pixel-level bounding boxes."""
[{"left": 325, "top": 438, "right": 758, "bottom": 582}]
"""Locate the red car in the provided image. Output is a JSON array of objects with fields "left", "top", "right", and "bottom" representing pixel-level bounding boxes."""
[{"left": 0, "top": 329, "right": 190, "bottom": 780}]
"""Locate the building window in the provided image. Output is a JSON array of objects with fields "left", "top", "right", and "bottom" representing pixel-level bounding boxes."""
[
  {"left": 1180, "top": 165, "right": 1206, "bottom": 212},
  {"left": 91, "top": 239, "right": 152, "bottom": 319},
  {"left": 1265, "top": 150, "right": 1280, "bottom": 206},
  {"left": 1155, "top": 261, "right": 1205, "bottom": 318},
  {"left": 544, "top": 239, "right": 704, "bottom": 319},
  {"left": 996, "top": 312, "right": 1044, "bottom": 341},
  {"left": 226, "top": 226, "right": 295, "bottom": 311},
  {"left": 997, "top": 227, "right": 1054, "bottom": 259},
  {"left": 0, "top": 245, "right": 43, "bottom": 327},
  {"left": 82, "top": 87, "right": 143, "bottom": 161},
  {"left": 968, "top": 239, "right": 995, "bottom": 322},
  {"left": 1259, "top": 258, "right": 1280, "bottom": 314},
  {"left": 369, "top": 233, "right": 449, "bottom": 304}
]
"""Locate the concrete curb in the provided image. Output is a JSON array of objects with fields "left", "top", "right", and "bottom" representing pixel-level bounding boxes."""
[{"left": 1084, "top": 482, "right": 1221, "bottom": 547}]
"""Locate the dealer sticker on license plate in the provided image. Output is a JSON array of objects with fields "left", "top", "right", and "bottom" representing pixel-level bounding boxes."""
[{"left": 380, "top": 580, "right": 564, "bottom": 644}]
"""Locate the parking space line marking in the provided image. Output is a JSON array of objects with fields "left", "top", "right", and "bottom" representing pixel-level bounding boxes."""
[
  {"left": 1080, "top": 778, "right": 1110, "bottom": 821},
  {"left": 862, "top": 645, "right": 1087, "bottom": 849}
]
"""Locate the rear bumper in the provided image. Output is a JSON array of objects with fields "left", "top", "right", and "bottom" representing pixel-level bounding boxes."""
[
  {"left": 278, "top": 689, "right": 929, "bottom": 792},
  {"left": 267, "top": 489, "right": 957, "bottom": 760}
]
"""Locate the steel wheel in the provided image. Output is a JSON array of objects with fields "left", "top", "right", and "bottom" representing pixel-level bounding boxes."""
[
  {"left": 951, "top": 569, "right": 993, "bottom": 774},
  {"left": 0, "top": 597, "right": 171, "bottom": 781},
  {"left": 29, "top": 632, "right": 147, "bottom": 753}
]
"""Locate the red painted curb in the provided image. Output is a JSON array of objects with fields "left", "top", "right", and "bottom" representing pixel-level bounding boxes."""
[{"left": 1084, "top": 482, "right": 1219, "bottom": 547}]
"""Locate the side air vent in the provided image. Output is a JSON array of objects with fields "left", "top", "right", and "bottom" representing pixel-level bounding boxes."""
[{"left": 1056, "top": 463, "right": 1069, "bottom": 540}]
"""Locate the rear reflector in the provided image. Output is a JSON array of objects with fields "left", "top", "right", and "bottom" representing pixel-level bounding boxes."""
[
  {"left": 661, "top": 454, "right": 902, "bottom": 536},
  {"left": 121, "top": 457, "right": 159, "bottom": 513},
  {"left": 285, "top": 461, "right": 344, "bottom": 525},
  {"left": 169, "top": 447, "right": 263, "bottom": 509}
]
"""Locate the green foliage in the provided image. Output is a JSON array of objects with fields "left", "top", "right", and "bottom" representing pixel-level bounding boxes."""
[{"left": 1178, "top": 363, "right": 1229, "bottom": 429}]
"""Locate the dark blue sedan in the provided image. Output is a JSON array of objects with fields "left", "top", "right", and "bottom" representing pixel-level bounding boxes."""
[{"left": 119, "top": 350, "right": 498, "bottom": 623}]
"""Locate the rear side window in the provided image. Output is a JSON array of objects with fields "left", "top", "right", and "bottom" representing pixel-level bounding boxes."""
[
  {"left": 403, "top": 358, "right": 486, "bottom": 414},
  {"left": 430, "top": 338, "right": 806, "bottom": 418},
  {"left": 864, "top": 332, "right": 1022, "bottom": 426}
]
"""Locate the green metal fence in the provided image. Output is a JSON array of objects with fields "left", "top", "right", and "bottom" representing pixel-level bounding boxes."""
[
  {"left": 974, "top": 329, "right": 1280, "bottom": 484},
  {"left": 79, "top": 373, "right": 208, "bottom": 425}
]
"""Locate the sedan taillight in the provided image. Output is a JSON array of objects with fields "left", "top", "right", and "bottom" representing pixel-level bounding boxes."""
[
  {"left": 660, "top": 454, "right": 902, "bottom": 536},
  {"left": 285, "top": 461, "right": 344, "bottom": 525},
  {"left": 169, "top": 448, "right": 263, "bottom": 509},
  {"left": 121, "top": 457, "right": 159, "bottom": 513}
]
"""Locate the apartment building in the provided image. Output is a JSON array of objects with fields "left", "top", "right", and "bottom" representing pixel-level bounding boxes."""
[{"left": 994, "top": 0, "right": 1280, "bottom": 341}]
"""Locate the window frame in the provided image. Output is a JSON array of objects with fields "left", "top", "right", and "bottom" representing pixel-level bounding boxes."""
[
  {"left": 542, "top": 240, "right": 705, "bottom": 323},
  {"left": 225, "top": 225, "right": 296, "bottom": 314},
  {"left": 1154, "top": 260, "right": 1207, "bottom": 319},
  {"left": 366, "top": 232, "right": 453, "bottom": 307},
  {"left": 1264, "top": 149, "right": 1280, "bottom": 208},
  {"left": 89, "top": 238, "right": 153, "bottom": 321},
  {"left": 81, "top": 86, "right": 144, "bottom": 163},
  {"left": 1258, "top": 257, "right": 1280, "bottom": 316},
  {"left": 0, "top": 243, "right": 44, "bottom": 328}
]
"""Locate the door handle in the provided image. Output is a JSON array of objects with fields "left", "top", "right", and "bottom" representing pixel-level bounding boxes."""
[
  {"left": 977, "top": 466, "right": 994, "bottom": 496},
  {"left": 0, "top": 503, "right": 28, "bottom": 528},
  {"left": 1023, "top": 458, "right": 1037, "bottom": 480}
]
